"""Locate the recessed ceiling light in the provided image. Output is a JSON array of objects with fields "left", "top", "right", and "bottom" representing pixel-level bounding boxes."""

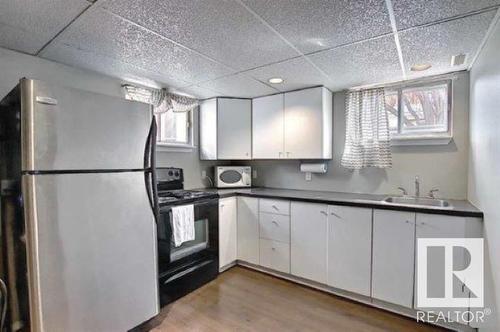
[
  {"left": 410, "top": 63, "right": 432, "bottom": 71},
  {"left": 268, "top": 77, "right": 284, "bottom": 84}
]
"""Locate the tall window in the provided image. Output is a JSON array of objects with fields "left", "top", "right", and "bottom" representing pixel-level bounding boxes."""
[
  {"left": 385, "top": 80, "right": 452, "bottom": 144},
  {"left": 154, "top": 99, "right": 192, "bottom": 146},
  {"left": 124, "top": 85, "right": 194, "bottom": 149}
]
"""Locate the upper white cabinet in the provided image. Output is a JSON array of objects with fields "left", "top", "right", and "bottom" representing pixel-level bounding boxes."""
[
  {"left": 252, "top": 94, "right": 284, "bottom": 159},
  {"left": 202, "top": 86, "right": 332, "bottom": 160},
  {"left": 372, "top": 210, "right": 415, "bottom": 308},
  {"left": 199, "top": 98, "right": 251, "bottom": 160},
  {"left": 327, "top": 205, "right": 372, "bottom": 296},
  {"left": 284, "top": 87, "right": 332, "bottom": 159},
  {"left": 237, "top": 197, "right": 259, "bottom": 265},
  {"left": 290, "top": 202, "right": 328, "bottom": 284},
  {"left": 219, "top": 197, "right": 237, "bottom": 270}
]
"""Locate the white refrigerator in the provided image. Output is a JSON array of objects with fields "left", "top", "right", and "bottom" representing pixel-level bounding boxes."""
[{"left": 7, "top": 78, "right": 159, "bottom": 331}]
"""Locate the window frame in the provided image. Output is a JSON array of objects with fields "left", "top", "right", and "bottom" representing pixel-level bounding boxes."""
[
  {"left": 153, "top": 105, "right": 195, "bottom": 152},
  {"left": 385, "top": 79, "right": 453, "bottom": 146}
]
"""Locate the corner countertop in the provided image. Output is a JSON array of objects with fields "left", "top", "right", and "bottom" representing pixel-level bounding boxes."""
[{"left": 198, "top": 187, "right": 483, "bottom": 218}]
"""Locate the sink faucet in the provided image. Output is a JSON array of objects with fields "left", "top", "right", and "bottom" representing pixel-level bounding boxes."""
[{"left": 415, "top": 176, "right": 420, "bottom": 197}]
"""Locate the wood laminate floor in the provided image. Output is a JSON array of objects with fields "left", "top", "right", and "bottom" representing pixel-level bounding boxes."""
[{"left": 137, "top": 266, "right": 447, "bottom": 332}]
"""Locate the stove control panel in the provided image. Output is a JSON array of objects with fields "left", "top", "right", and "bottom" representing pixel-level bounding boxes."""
[{"left": 156, "top": 167, "right": 183, "bottom": 183}]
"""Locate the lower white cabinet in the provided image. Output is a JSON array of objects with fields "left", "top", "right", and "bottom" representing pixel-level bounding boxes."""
[
  {"left": 290, "top": 202, "right": 328, "bottom": 284},
  {"left": 219, "top": 197, "right": 237, "bottom": 269},
  {"left": 414, "top": 213, "right": 482, "bottom": 325},
  {"left": 259, "top": 239, "right": 290, "bottom": 273},
  {"left": 237, "top": 197, "right": 259, "bottom": 265},
  {"left": 372, "top": 209, "right": 416, "bottom": 308},
  {"left": 327, "top": 205, "right": 372, "bottom": 296}
]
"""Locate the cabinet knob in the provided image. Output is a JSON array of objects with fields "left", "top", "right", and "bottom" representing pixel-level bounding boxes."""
[
  {"left": 320, "top": 211, "right": 327, "bottom": 216},
  {"left": 271, "top": 247, "right": 276, "bottom": 251},
  {"left": 271, "top": 220, "right": 279, "bottom": 226},
  {"left": 272, "top": 205, "right": 279, "bottom": 210},
  {"left": 286, "top": 152, "right": 291, "bottom": 157}
]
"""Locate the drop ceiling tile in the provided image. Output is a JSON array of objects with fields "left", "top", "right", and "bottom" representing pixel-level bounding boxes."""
[
  {"left": 244, "top": 56, "right": 329, "bottom": 91},
  {"left": 102, "top": 0, "right": 299, "bottom": 71},
  {"left": 198, "top": 73, "right": 278, "bottom": 98},
  {"left": 393, "top": 0, "right": 500, "bottom": 30},
  {"left": 308, "top": 35, "right": 403, "bottom": 91},
  {"left": 0, "top": 0, "right": 89, "bottom": 54},
  {"left": 240, "top": 0, "right": 392, "bottom": 54},
  {"left": 41, "top": 43, "right": 189, "bottom": 89},
  {"left": 399, "top": 11, "right": 496, "bottom": 78},
  {"left": 174, "top": 85, "right": 221, "bottom": 99},
  {"left": 41, "top": 8, "right": 234, "bottom": 85}
]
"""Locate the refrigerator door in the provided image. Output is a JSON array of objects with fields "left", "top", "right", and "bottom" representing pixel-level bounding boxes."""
[
  {"left": 20, "top": 79, "right": 152, "bottom": 172},
  {"left": 23, "top": 172, "right": 159, "bottom": 332}
]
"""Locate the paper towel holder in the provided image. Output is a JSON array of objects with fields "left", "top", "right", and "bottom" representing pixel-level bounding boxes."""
[{"left": 299, "top": 162, "right": 328, "bottom": 181}]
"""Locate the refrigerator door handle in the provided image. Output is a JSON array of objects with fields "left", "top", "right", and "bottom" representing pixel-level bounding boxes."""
[{"left": 144, "top": 116, "right": 159, "bottom": 222}]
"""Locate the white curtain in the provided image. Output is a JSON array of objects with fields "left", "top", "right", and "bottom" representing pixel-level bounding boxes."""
[
  {"left": 341, "top": 88, "right": 392, "bottom": 169},
  {"left": 123, "top": 85, "right": 198, "bottom": 113}
]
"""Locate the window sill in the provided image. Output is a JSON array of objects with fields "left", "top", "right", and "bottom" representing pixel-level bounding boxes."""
[
  {"left": 391, "top": 135, "right": 452, "bottom": 146},
  {"left": 156, "top": 142, "right": 196, "bottom": 153}
]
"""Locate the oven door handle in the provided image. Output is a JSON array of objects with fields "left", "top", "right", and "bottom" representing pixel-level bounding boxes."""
[{"left": 162, "top": 260, "right": 215, "bottom": 284}]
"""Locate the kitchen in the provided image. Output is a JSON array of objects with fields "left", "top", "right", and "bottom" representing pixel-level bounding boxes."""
[{"left": 0, "top": 0, "right": 499, "bottom": 331}]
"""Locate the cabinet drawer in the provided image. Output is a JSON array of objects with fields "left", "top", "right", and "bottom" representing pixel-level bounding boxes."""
[
  {"left": 259, "top": 213, "right": 290, "bottom": 243},
  {"left": 259, "top": 199, "right": 290, "bottom": 215},
  {"left": 259, "top": 239, "right": 290, "bottom": 274}
]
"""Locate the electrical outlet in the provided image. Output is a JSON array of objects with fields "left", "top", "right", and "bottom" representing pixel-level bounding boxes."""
[
  {"left": 305, "top": 172, "right": 312, "bottom": 181},
  {"left": 253, "top": 170, "right": 257, "bottom": 179},
  {"left": 201, "top": 170, "right": 206, "bottom": 178}
]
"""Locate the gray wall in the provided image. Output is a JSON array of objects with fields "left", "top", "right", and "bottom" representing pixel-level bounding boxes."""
[
  {"left": 0, "top": 47, "right": 213, "bottom": 188},
  {"left": 246, "top": 71, "right": 470, "bottom": 200},
  {"left": 468, "top": 19, "right": 500, "bottom": 331}
]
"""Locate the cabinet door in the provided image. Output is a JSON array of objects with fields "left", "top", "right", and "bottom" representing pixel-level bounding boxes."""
[
  {"left": 290, "top": 202, "right": 328, "bottom": 284},
  {"left": 217, "top": 98, "right": 252, "bottom": 160},
  {"left": 199, "top": 98, "right": 217, "bottom": 160},
  {"left": 414, "top": 214, "right": 481, "bottom": 325},
  {"left": 252, "top": 94, "right": 284, "bottom": 159},
  {"left": 219, "top": 197, "right": 237, "bottom": 269},
  {"left": 284, "top": 87, "right": 332, "bottom": 159},
  {"left": 237, "top": 197, "right": 259, "bottom": 265},
  {"left": 327, "top": 205, "right": 372, "bottom": 296},
  {"left": 372, "top": 210, "right": 415, "bottom": 308}
]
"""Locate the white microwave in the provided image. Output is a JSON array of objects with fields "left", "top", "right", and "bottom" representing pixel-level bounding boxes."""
[{"left": 215, "top": 166, "right": 251, "bottom": 188}]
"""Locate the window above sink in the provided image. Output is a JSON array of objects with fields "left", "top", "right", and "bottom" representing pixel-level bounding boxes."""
[{"left": 385, "top": 80, "right": 452, "bottom": 146}]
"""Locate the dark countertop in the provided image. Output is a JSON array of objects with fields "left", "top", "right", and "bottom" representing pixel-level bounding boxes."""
[{"left": 199, "top": 187, "right": 483, "bottom": 218}]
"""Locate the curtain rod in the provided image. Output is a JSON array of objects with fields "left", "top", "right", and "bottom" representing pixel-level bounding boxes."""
[{"left": 347, "top": 70, "right": 466, "bottom": 92}]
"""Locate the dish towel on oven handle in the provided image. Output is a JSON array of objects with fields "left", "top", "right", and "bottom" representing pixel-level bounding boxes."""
[{"left": 171, "top": 204, "right": 195, "bottom": 247}]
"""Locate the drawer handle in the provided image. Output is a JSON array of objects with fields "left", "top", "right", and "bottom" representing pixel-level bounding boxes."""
[
  {"left": 330, "top": 212, "right": 341, "bottom": 218},
  {"left": 272, "top": 205, "right": 279, "bottom": 210},
  {"left": 271, "top": 220, "right": 279, "bottom": 226},
  {"left": 320, "top": 211, "right": 327, "bottom": 216}
]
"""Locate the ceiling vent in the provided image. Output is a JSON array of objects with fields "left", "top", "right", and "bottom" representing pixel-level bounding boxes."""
[{"left": 451, "top": 54, "right": 466, "bottom": 67}]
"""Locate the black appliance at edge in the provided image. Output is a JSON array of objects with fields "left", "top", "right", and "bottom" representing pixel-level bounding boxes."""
[{"left": 156, "top": 167, "right": 219, "bottom": 306}]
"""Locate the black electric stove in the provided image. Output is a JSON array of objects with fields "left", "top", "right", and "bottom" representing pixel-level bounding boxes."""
[{"left": 155, "top": 167, "right": 219, "bottom": 306}]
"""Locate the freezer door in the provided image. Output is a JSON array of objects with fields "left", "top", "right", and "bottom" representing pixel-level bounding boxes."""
[
  {"left": 20, "top": 79, "right": 152, "bottom": 171},
  {"left": 22, "top": 172, "right": 159, "bottom": 332}
]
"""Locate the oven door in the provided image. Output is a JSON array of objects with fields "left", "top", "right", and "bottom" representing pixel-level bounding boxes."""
[{"left": 157, "top": 198, "right": 219, "bottom": 271}]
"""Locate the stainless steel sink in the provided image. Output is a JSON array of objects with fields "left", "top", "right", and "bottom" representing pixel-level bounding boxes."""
[{"left": 382, "top": 196, "right": 452, "bottom": 209}]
